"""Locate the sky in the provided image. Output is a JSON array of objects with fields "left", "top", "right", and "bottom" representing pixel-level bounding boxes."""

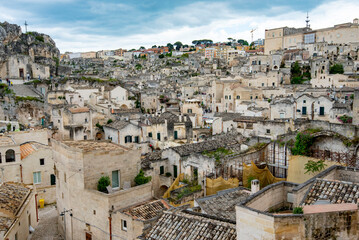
[{"left": 1, "top": 0, "right": 358, "bottom": 53}]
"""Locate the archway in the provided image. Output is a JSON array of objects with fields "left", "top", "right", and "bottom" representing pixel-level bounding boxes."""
[
  {"left": 159, "top": 185, "right": 169, "bottom": 197},
  {"left": 5, "top": 149, "right": 15, "bottom": 162}
]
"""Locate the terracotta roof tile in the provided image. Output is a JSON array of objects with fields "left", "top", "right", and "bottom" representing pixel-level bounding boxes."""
[
  {"left": 20, "top": 143, "right": 35, "bottom": 159},
  {"left": 145, "top": 211, "right": 236, "bottom": 240},
  {"left": 68, "top": 107, "right": 89, "bottom": 113},
  {"left": 123, "top": 200, "right": 170, "bottom": 221},
  {"left": 303, "top": 179, "right": 359, "bottom": 206}
]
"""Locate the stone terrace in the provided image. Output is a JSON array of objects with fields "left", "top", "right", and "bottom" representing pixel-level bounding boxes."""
[{"left": 62, "top": 140, "right": 129, "bottom": 152}]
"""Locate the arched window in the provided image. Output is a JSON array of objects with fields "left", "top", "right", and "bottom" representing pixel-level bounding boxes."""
[{"left": 5, "top": 149, "right": 15, "bottom": 162}]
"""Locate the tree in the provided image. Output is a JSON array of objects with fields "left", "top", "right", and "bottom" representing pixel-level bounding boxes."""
[
  {"left": 107, "top": 119, "right": 113, "bottom": 124},
  {"left": 291, "top": 131, "right": 314, "bottom": 156},
  {"left": 237, "top": 39, "right": 249, "bottom": 46},
  {"left": 159, "top": 54, "right": 164, "bottom": 59},
  {"left": 291, "top": 61, "right": 302, "bottom": 78},
  {"left": 167, "top": 43, "right": 174, "bottom": 51},
  {"left": 152, "top": 45, "right": 157, "bottom": 48},
  {"left": 304, "top": 160, "right": 327, "bottom": 174},
  {"left": 139, "top": 46, "right": 145, "bottom": 50},
  {"left": 329, "top": 64, "right": 344, "bottom": 74},
  {"left": 174, "top": 41, "right": 183, "bottom": 51},
  {"left": 134, "top": 169, "right": 152, "bottom": 186},
  {"left": 97, "top": 176, "right": 110, "bottom": 193}
]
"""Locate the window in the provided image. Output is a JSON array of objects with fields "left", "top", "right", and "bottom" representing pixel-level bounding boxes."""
[
  {"left": 40, "top": 158, "right": 45, "bottom": 165},
  {"left": 262, "top": 83, "right": 264, "bottom": 87},
  {"left": 280, "top": 113, "right": 285, "bottom": 118},
  {"left": 229, "top": 95, "right": 231, "bottom": 100},
  {"left": 303, "top": 100, "right": 306, "bottom": 103},
  {"left": 134, "top": 136, "right": 139, "bottom": 143},
  {"left": 266, "top": 129, "right": 270, "bottom": 134},
  {"left": 50, "top": 174, "right": 56, "bottom": 185},
  {"left": 148, "top": 132, "right": 152, "bottom": 138},
  {"left": 174, "top": 131, "right": 178, "bottom": 140},
  {"left": 236, "top": 95, "right": 240, "bottom": 99},
  {"left": 125, "top": 135, "right": 132, "bottom": 143},
  {"left": 85, "top": 118, "right": 88, "bottom": 123},
  {"left": 15, "top": 233, "right": 18, "bottom": 240},
  {"left": 225, "top": 95, "right": 228, "bottom": 99},
  {"left": 319, "top": 107, "right": 325, "bottom": 116},
  {"left": 160, "top": 166, "right": 164, "bottom": 175},
  {"left": 187, "top": 109, "right": 192, "bottom": 114},
  {"left": 157, "top": 133, "right": 161, "bottom": 141},
  {"left": 5, "top": 149, "right": 15, "bottom": 162},
  {"left": 112, "top": 170, "right": 120, "bottom": 188},
  {"left": 250, "top": 96, "right": 253, "bottom": 100},
  {"left": 84, "top": 135, "right": 87, "bottom": 140},
  {"left": 121, "top": 220, "right": 127, "bottom": 231},
  {"left": 33, "top": 172, "right": 41, "bottom": 184}
]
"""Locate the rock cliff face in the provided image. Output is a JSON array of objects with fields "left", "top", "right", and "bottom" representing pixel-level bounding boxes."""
[{"left": 0, "top": 21, "right": 60, "bottom": 76}]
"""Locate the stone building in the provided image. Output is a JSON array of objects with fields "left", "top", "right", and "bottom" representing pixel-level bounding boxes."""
[
  {"left": 265, "top": 19, "right": 359, "bottom": 54},
  {"left": 0, "top": 183, "right": 38, "bottom": 240},
  {"left": 181, "top": 99, "right": 203, "bottom": 128},
  {"left": 236, "top": 165, "right": 359, "bottom": 240},
  {"left": 52, "top": 140, "right": 153, "bottom": 240},
  {"left": 103, "top": 120, "right": 142, "bottom": 147}
]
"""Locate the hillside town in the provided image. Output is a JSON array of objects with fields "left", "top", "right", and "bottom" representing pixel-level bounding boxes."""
[{"left": 1, "top": 13, "right": 359, "bottom": 240}]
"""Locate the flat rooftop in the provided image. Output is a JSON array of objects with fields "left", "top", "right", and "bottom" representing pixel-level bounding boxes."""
[
  {"left": 62, "top": 140, "right": 128, "bottom": 152},
  {"left": 0, "top": 136, "right": 15, "bottom": 147}
]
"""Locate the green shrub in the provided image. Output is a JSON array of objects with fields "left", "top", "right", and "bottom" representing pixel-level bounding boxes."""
[
  {"left": 291, "top": 132, "right": 314, "bottom": 156},
  {"left": 134, "top": 169, "right": 152, "bottom": 186},
  {"left": 304, "top": 160, "right": 326, "bottom": 174},
  {"left": 97, "top": 176, "right": 110, "bottom": 193},
  {"left": 293, "top": 207, "right": 303, "bottom": 214},
  {"left": 329, "top": 64, "right": 344, "bottom": 74},
  {"left": 107, "top": 119, "right": 113, "bottom": 124},
  {"left": 35, "top": 35, "right": 44, "bottom": 42}
]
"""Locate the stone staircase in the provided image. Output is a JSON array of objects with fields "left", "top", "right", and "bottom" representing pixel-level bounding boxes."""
[{"left": 10, "top": 85, "right": 42, "bottom": 98}]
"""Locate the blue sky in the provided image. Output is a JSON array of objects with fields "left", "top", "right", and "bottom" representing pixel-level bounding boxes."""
[{"left": 1, "top": 0, "right": 358, "bottom": 52}]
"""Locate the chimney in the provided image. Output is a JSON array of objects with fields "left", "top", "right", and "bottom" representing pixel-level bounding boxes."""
[{"left": 251, "top": 179, "right": 260, "bottom": 195}]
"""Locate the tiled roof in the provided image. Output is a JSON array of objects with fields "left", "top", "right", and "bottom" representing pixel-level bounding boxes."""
[
  {"left": 105, "top": 120, "right": 136, "bottom": 130},
  {"left": 303, "top": 179, "right": 359, "bottom": 206},
  {"left": 196, "top": 187, "right": 250, "bottom": 221},
  {"left": 0, "top": 183, "right": 30, "bottom": 217},
  {"left": 123, "top": 200, "right": 170, "bottom": 221},
  {"left": 0, "top": 216, "right": 15, "bottom": 233},
  {"left": 171, "top": 133, "right": 240, "bottom": 157},
  {"left": 20, "top": 143, "right": 35, "bottom": 159},
  {"left": 145, "top": 211, "right": 236, "bottom": 240},
  {"left": 20, "top": 142, "right": 50, "bottom": 159},
  {"left": 141, "top": 151, "right": 164, "bottom": 170}
]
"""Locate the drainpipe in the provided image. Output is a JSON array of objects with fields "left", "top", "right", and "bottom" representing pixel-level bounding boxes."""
[
  {"left": 20, "top": 164, "right": 23, "bottom": 183},
  {"left": 108, "top": 214, "right": 112, "bottom": 240},
  {"left": 35, "top": 193, "right": 39, "bottom": 222}
]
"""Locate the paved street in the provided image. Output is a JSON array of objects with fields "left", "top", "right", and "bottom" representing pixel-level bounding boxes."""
[{"left": 29, "top": 205, "right": 63, "bottom": 240}]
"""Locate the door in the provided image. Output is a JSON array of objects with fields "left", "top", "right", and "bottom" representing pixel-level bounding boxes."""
[
  {"left": 112, "top": 170, "right": 120, "bottom": 189},
  {"left": 86, "top": 232, "right": 92, "bottom": 240},
  {"left": 173, "top": 165, "right": 178, "bottom": 178},
  {"left": 302, "top": 106, "right": 307, "bottom": 115},
  {"left": 174, "top": 131, "right": 178, "bottom": 140},
  {"left": 50, "top": 174, "right": 56, "bottom": 185},
  {"left": 19, "top": 68, "right": 24, "bottom": 78},
  {"left": 319, "top": 107, "right": 325, "bottom": 116}
]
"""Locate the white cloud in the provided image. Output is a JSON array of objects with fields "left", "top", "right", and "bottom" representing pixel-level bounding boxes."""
[{"left": 7, "top": 0, "right": 359, "bottom": 52}]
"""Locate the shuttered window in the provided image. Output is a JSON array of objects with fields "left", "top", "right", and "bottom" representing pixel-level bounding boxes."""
[{"left": 112, "top": 170, "right": 119, "bottom": 188}]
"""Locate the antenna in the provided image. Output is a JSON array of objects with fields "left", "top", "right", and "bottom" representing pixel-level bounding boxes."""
[
  {"left": 305, "top": 12, "right": 310, "bottom": 28},
  {"left": 24, "top": 21, "right": 28, "bottom": 33}
]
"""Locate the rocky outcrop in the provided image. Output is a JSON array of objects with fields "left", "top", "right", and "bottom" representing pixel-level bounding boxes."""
[{"left": 0, "top": 21, "right": 60, "bottom": 76}]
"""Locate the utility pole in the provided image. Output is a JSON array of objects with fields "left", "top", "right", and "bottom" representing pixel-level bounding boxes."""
[
  {"left": 250, "top": 28, "right": 257, "bottom": 44},
  {"left": 60, "top": 208, "right": 72, "bottom": 240},
  {"left": 24, "top": 21, "right": 28, "bottom": 33}
]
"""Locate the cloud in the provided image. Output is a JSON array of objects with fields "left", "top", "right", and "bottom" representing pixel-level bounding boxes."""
[{"left": 2, "top": 0, "right": 359, "bottom": 52}]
